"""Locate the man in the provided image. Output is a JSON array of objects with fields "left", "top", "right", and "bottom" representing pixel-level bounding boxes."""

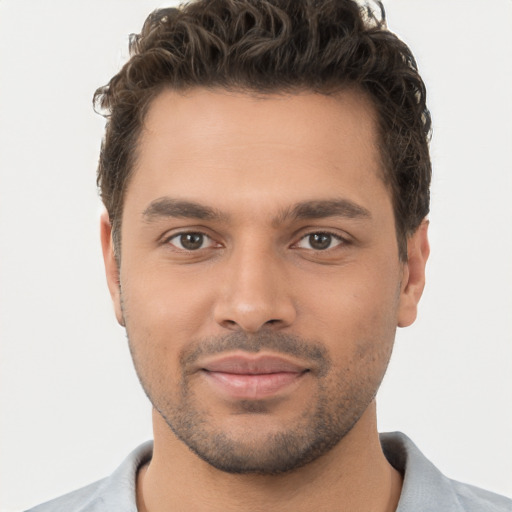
[{"left": 26, "top": 0, "right": 511, "bottom": 510}]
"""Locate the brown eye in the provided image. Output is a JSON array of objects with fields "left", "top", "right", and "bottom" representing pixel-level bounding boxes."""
[
  {"left": 309, "top": 233, "right": 331, "bottom": 250},
  {"left": 297, "top": 232, "right": 343, "bottom": 251},
  {"left": 168, "top": 232, "right": 211, "bottom": 250},
  {"left": 181, "top": 233, "right": 204, "bottom": 250}
]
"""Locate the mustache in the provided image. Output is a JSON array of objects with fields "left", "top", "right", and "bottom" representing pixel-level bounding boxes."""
[{"left": 180, "top": 331, "right": 331, "bottom": 375}]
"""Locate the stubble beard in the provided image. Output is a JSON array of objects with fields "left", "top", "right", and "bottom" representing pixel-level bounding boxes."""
[{"left": 126, "top": 329, "right": 394, "bottom": 476}]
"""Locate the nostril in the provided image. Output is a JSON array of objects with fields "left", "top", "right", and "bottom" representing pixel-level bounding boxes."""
[{"left": 214, "top": 296, "right": 297, "bottom": 333}]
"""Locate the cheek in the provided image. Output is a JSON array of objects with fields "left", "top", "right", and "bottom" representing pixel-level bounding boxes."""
[
  {"left": 300, "top": 262, "right": 401, "bottom": 356},
  {"left": 120, "top": 276, "right": 198, "bottom": 402},
  {"left": 123, "top": 264, "right": 211, "bottom": 318},
  {"left": 119, "top": 266, "right": 216, "bottom": 356},
  {"left": 318, "top": 298, "right": 397, "bottom": 401},
  {"left": 307, "top": 262, "right": 400, "bottom": 316}
]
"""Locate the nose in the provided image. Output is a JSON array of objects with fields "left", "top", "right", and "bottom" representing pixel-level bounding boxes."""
[{"left": 213, "top": 243, "right": 297, "bottom": 333}]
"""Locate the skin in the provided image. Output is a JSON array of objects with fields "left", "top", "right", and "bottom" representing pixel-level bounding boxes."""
[{"left": 101, "top": 88, "right": 429, "bottom": 511}]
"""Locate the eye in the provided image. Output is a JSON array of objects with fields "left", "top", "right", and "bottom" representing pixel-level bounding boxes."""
[
  {"left": 167, "top": 232, "right": 215, "bottom": 251},
  {"left": 296, "top": 232, "right": 344, "bottom": 251}
]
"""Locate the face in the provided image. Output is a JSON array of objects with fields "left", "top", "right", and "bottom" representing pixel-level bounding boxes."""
[{"left": 102, "top": 89, "right": 428, "bottom": 474}]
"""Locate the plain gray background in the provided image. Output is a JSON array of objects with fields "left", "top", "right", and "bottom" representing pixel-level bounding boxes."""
[{"left": 1, "top": 1, "right": 511, "bottom": 510}]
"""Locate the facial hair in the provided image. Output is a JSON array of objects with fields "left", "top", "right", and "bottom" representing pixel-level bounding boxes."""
[{"left": 126, "top": 329, "right": 392, "bottom": 475}]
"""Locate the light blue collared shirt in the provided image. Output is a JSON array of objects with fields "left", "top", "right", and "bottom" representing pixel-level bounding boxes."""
[{"left": 26, "top": 432, "right": 512, "bottom": 511}]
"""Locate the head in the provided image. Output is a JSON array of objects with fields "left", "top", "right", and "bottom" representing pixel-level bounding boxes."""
[
  {"left": 97, "top": 0, "right": 431, "bottom": 475},
  {"left": 95, "top": 0, "right": 431, "bottom": 262}
]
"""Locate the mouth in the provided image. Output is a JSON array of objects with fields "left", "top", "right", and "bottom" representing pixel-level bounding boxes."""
[{"left": 199, "top": 354, "right": 310, "bottom": 400}]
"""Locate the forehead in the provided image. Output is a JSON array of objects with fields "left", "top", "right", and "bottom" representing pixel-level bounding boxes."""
[
  {"left": 139, "top": 88, "right": 380, "bottom": 166},
  {"left": 126, "top": 88, "right": 389, "bottom": 221}
]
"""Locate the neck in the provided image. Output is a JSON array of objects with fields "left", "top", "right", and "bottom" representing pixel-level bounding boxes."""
[{"left": 137, "top": 402, "right": 402, "bottom": 512}]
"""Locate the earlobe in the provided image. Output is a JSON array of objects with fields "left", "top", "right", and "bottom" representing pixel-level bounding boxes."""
[
  {"left": 397, "top": 220, "right": 430, "bottom": 328},
  {"left": 100, "top": 209, "right": 125, "bottom": 326}
]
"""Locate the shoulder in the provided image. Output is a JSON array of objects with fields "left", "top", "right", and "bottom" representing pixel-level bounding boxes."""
[
  {"left": 450, "top": 480, "right": 512, "bottom": 512},
  {"left": 25, "top": 441, "right": 153, "bottom": 512},
  {"left": 25, "top": 478, "right": 110, "bottom": 512},
  {"left": 380, "top": 432, "right": 512, "bottom": 512}
]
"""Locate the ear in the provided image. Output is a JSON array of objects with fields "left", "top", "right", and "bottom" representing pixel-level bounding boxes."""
[
  {"left": 100, "top": 209, "right": 125, "bottom": 326},
  {"left": 397, "top": 220, "right": 430, "bottom": 328}
]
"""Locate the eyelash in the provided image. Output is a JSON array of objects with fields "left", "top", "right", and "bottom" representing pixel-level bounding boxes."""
[
  {"left": 164, "top": 232, "right": 217, "bottom": 251},
  {"left": 294, "top": 231, "right": 346, "bottom": 251},
  {"left": 163, "top": 230, "right": 348, "bottom": 252}
]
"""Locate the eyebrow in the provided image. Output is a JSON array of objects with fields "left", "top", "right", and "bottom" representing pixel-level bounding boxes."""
[
  {"left": 142, "top": 197, "right": 371, "bottom": 224},
  {"left": 274, "top": 199, "right": 372, "bottom": 225},
  {"left": 142, "top": 198, "right": 228, "bottom": 222}
]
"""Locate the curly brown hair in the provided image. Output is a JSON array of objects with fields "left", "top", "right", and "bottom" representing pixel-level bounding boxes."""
[{"left": 94, "top": 0, "right": 431, "bottom": 260}]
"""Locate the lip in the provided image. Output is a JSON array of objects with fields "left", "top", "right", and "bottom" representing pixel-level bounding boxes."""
[
  {"left": 202, "top": 354, "right": 308, "bottom": 374},
  {"left": 200, "top": 354, "right": 309, "bottom": 399}
]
